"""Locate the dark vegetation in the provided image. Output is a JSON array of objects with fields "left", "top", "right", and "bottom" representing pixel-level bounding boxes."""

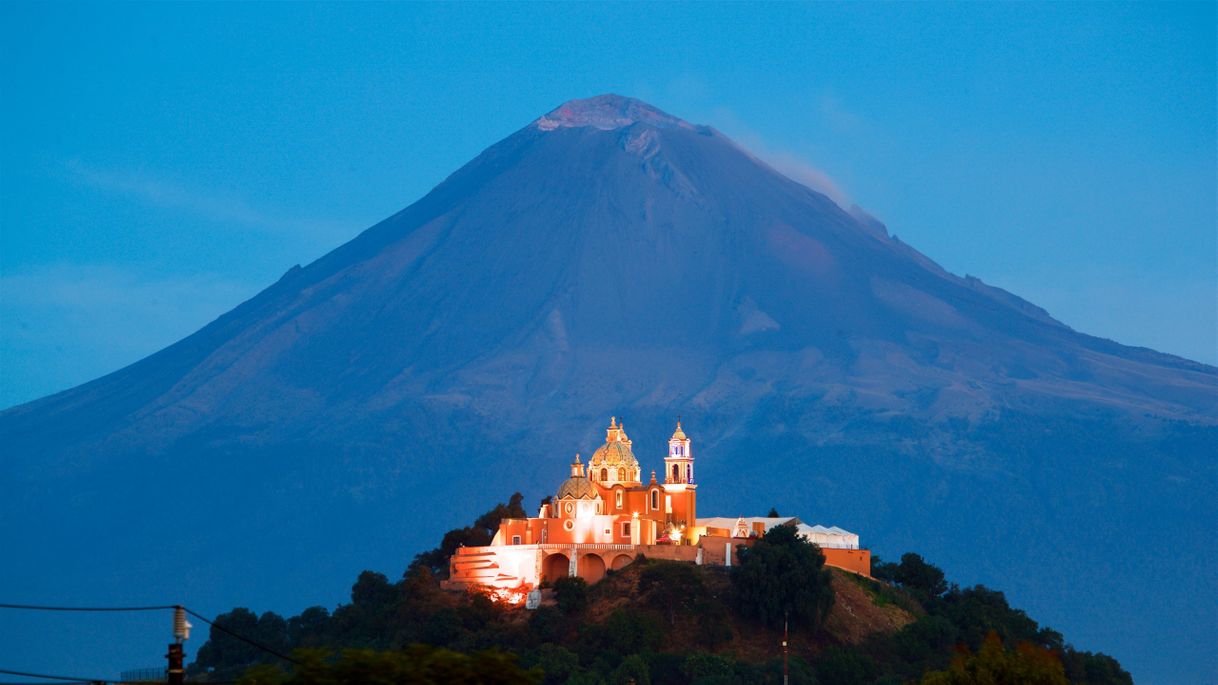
[
  {"left": 190, "top": 496, "right": 1132, "bottom": 684},
  {"left": 408, "top": 493, "right": 528, "bottom": 576}
]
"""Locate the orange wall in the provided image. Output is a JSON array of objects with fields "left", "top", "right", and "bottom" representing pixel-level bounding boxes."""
[
  {"left": 695, "top": 536, "right": 871, "bottom": 577},
  {"left": 821, "top": 548, "right": 871, "bottom": 576},
  {"left": 636, "top": 544, "right": 699, "bottom": 563},
  {"left": 697, "top": 535, "right": 736, "bottom": 566}
]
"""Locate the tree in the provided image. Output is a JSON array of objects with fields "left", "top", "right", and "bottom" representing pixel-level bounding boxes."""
[
  {"left": 895, "top": 553, "right": 948, "bottom": 603},
  {"left": 410, "top": 493, "right": 528, "bottom": 576},
  {"left": 889, "top": 615, "right": 958, "bottom": 673},
  {"left": 553, "top": 576, "right": 589, "bottom": 615},
  {"left": 638, "top": 561, "right": 706, "bottom": 626},
  {"left": 870, "top": 555, "right": 899, "bottom": 584},
  {"left": 939, "top": 585, "right": 1044, "bottom": 650},
  {"left": 326, "top": 571, "right": 397, "bottom": 647},
  {"left": 287, "top": 606, "right": 331, "bottom": 649},
  {"left": 766, "top": 507, "right": 781, "bottom": 517},
  {"left": 682, "top": 653, "right": 735, "bottom": 683},
  {"left": 193, "top": 608, "right": 287, "bottom": 677},
  {"left": 533, "top": 644, "right": 580, "bottom": 685},
  {"left": 474, "top": 492, "right": 528, "bottom": 531},
  {"left": 919, "top": 631, "right": 1068, "bottom": 685},
  {"left": 236, "top": 645, "right": 541, "bottom": 684},
  {"left": 610, "top": 654, "right": 651, "bottom": 685},
  {"left": 351, "top": 571, "right": 395, "bottom": 608},
  {"left": 1061, "top": 648, "right": 1133, "bottom": 685},
  {"left": 692, "top": 599, "right": 733, "bottom": 651},
  {"left": 815, "top": 647, "right": 879, "bottom": 685},
  {"left": 731, "top": 523, "right": 834, "bottom": 630},
  {"left": 526, "top": 607, "right": 565, "bottom": 645},
  {"left": 580, "top": 609, "right": 663, "bottom": 658}
]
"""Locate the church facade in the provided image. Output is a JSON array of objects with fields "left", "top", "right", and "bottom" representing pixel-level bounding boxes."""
[{"left": 446, "top": 418, "right": 870, "bottom": 599}]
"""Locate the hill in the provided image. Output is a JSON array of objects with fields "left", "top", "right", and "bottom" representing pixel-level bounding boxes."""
[
  {"left": 1, "top": 94, "right": 1214, "bottom": 681},
  {"left": 186, "top": 503, "right": 1131, "bottom": 685}
]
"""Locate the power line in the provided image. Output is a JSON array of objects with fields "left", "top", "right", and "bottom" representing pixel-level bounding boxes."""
[
  {"left": 0, "top": 666, "right": 102, "bottom": 683},
  {"left": 181, "top": 608, "right": 301, "bottom": 665},
  {"left": 0, "top": 671, "right": 237, "bottom": 685},
  {"left": 0, "top": 603, "right": 177, "bottom": 613},
  {"left": 0, "top": 603, "right": 302, "bottom": 667}
]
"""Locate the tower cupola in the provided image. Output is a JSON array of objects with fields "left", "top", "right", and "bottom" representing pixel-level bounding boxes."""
[{"left": 664, "top": 419, "right": 695, "bottom": 485}]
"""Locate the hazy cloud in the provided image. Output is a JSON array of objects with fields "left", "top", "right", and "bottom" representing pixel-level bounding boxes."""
[
  {"left": 817, "top": 94, "right": 865, "bottom": 134},
  {"left": 0, "top": 263, "right": 258, "bottom": 407},
  {"left": 756, "top": 150, "right": 852, "bottom": 208},
  {"left": 64, "top": 160, "right": 352, "bottom": 245},
  {"left": 696, "top": 104, "right": 853, "bottom": 209}
]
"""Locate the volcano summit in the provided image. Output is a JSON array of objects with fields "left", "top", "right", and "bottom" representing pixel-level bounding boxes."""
[{"left": 2, "top": 95, "right": 1215, "bottom": 681}]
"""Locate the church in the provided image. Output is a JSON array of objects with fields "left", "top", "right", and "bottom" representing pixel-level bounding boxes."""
[{"left": 446, "top": 418, "right": 870, "bottom": 599}]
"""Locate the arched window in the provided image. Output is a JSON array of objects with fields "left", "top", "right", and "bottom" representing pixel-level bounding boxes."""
[
  {"left": 617, "top": 467, "right": 626, "bottom": 481},
  {"left": 672, "top": 464, "right": 679, "bottom": 481},
  {"left": 651, "top": 490, "right": 658, "bottom": 510},
  {"left": 601, "top": 468, "right": 608, "bottom": 481},
  {"left": 686, "top": 464, "right": 692, "bottom": 482},
  {"left": 615, "top": 489, "right": 623, "bottom": 508}
]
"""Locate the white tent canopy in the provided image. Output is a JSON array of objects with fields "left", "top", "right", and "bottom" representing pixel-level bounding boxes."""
[{"left": 696, "top": 516, "right": 860, "bottom": 549}]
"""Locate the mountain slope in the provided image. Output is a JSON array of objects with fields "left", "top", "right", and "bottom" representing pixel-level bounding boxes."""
[{"left": 2, "top": 95, "right": 1215, "bottom": 682}]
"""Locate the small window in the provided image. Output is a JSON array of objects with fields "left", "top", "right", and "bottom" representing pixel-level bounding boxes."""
[
  {"left": 604, "top": 528, "right": 612, "bottom": 536},
  {"left": 617, "top": 467, "right": 626, "bottom": 481},
  {"left": 511, "top": 535, "right": 521, "bottom": 545},
  {"left": 601, "top": 468, "right": 608, "bottom": 481},
  {"left": 565, "top": 502, "right": 573, "bottom": 514},
  {"left": 563, "top": 520, "right": 574, "bottom": 531},
  {"left": 615, "top": 490, "right": 623, "bottom": 508},
  {"left": 622, "top": 522, "right": 631, "bottom": 537},
  {"left": 651, "top": 490, "right": 658, "bottom": 509}
]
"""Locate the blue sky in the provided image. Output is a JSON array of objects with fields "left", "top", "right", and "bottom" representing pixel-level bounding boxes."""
[{"left": 2, "top": 2, "right": 1214, "bottom": 409}]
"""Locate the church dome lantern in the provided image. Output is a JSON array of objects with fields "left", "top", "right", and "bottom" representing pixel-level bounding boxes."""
[
  {"left": 557, "top": 452, "right": 599, "bottom": 500},
  {"left": 589, "top": 416, "right": 641, "bottom": 485}
]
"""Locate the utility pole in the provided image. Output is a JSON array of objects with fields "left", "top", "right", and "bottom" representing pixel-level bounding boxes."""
[
  {"left": 783, "top": 609, "right": 789, "bottom": 685},
  {"left": 166, "top": 642, "right": 184, "bottom": 685},
  {"left": 167, "top": 605, "right": 191, "bottom": 685}
]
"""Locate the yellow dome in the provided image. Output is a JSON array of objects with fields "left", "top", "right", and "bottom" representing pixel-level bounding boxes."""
[
  {"left": 671, "top": 420, "right": 687, "bottom": 441},
  {"left": 590, "top": 440, "right": 639, "bottom": 468},
  {"left": 556, "top": 476, "right": 600, "bottom": 500}
]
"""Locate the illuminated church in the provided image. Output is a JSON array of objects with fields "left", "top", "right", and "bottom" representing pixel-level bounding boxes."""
[{"left": 446, "top": 418, "right": 870, "bottom": 597}]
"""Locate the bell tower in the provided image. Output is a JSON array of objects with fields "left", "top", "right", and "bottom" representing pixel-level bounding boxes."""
[{"left": 664, "top": 420, "right": 694, "bottom": 485}]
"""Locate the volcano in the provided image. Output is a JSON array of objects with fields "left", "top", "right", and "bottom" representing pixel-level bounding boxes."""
[{"left": 3, "top": 95, "right": 1215, "bottom": 681}]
